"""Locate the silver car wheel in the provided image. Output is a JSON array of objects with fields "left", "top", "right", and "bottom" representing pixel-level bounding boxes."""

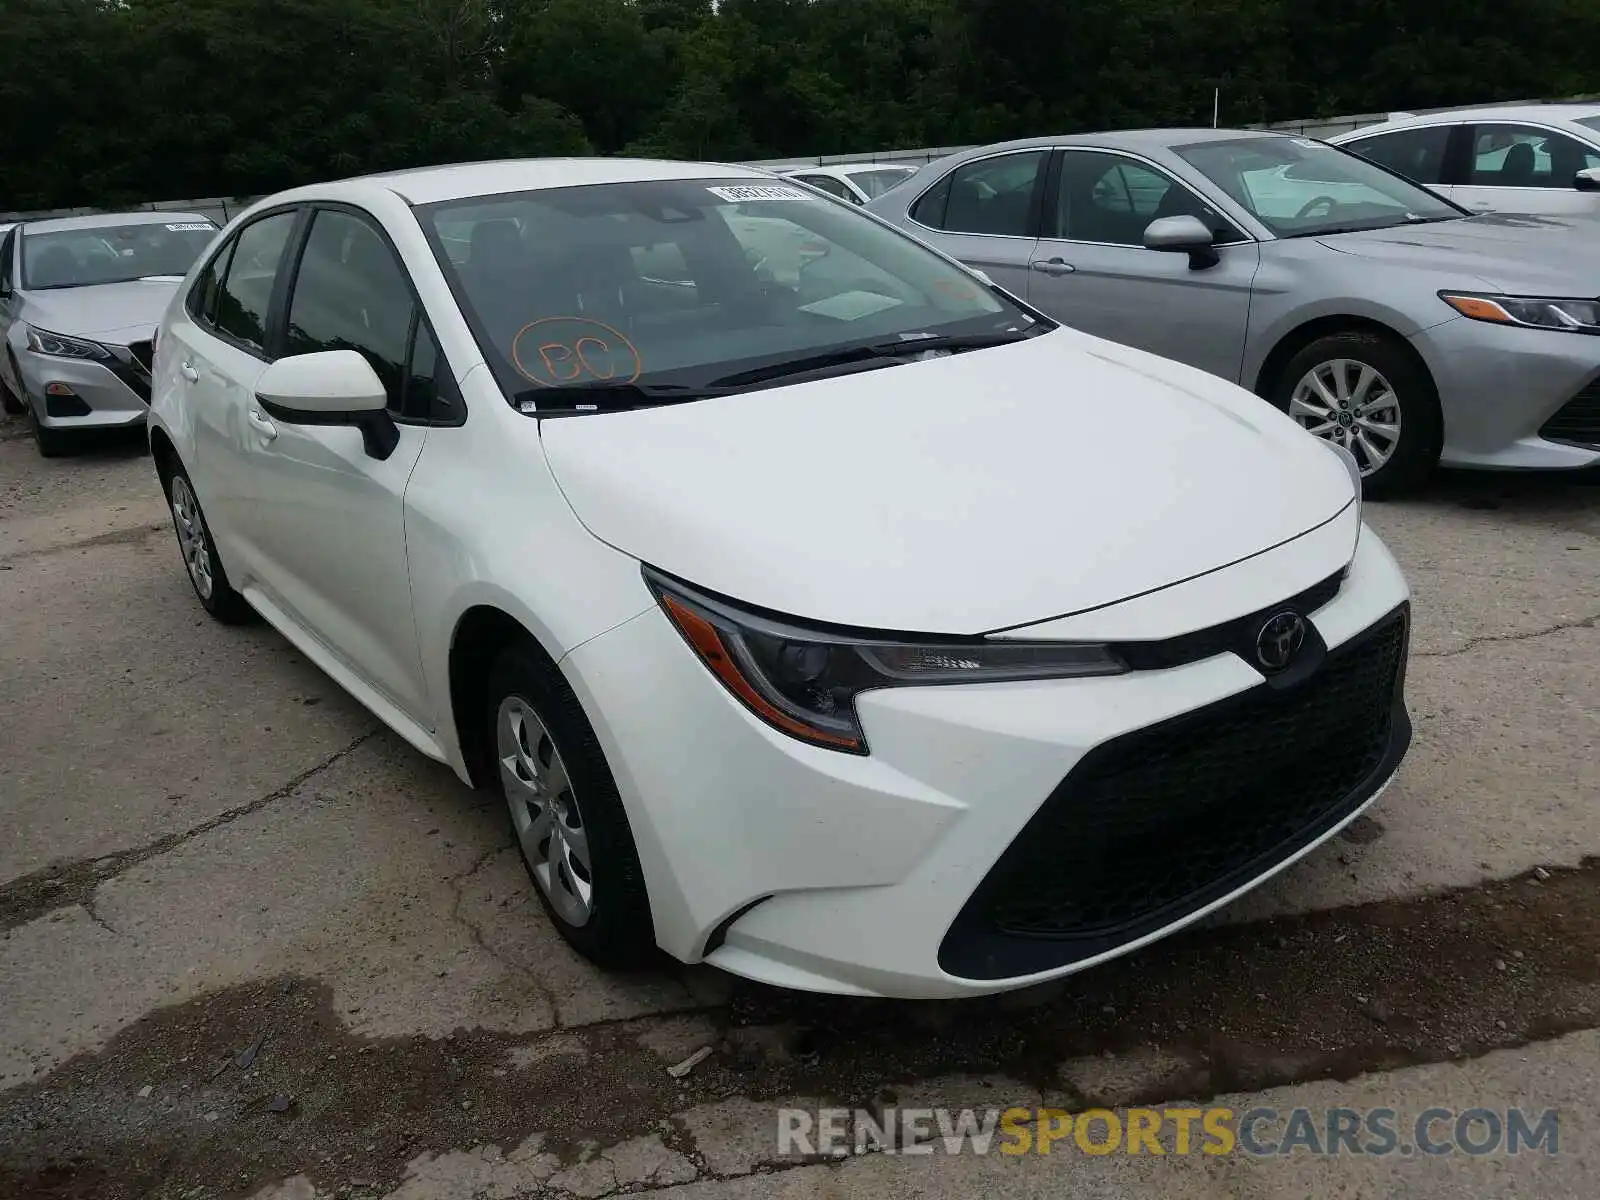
[
  {"left": 169, "top": 477, "right": 215, "bottom": 600},
  {"left": 498, "top": 696, "right": 593, "bottom": 927},
  {"left": 1288, "top": 358, "right": 1402, "bottom": 477}
]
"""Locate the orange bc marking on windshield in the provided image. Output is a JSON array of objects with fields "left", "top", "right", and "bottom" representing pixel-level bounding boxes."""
[{"left": 511, "top": 316, "right": 642, "bottom": 387}]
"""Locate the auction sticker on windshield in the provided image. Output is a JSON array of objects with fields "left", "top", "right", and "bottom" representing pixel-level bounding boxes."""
[
  {"left": 706, "top": 185, "right": 811, "bottom": 202},
  {"left": 165, "top": 223, "right": 215, "bottom": 231}
]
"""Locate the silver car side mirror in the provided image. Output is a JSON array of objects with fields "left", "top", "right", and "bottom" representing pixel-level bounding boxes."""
[
  {"left": 1143, "top": 215, "right": 1221, "bottom": 270},
  {"left": 1575, "top": 167, "right": 1600, "bottom": 193}
]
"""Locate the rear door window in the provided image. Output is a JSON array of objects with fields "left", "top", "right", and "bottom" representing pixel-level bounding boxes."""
[
  {"left": 1342, "top": 126, "right": 1452, "bottom": 185},
  {"left": 212, "top": 211, "right": 298, "bottom": 354}
]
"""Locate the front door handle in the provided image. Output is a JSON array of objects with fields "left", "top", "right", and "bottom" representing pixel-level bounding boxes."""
[
  {"left": 1030, "top": 257, "right": 1075, "bottom": 276},
  {"left": 247, "top": 407, "right": 278, "bottom": 440},
  {"left": 180, "top": 361, "right": 200, "bottom": 383}
]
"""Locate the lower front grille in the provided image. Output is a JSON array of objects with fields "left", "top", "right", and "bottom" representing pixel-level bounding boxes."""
[
  {"left": 939, "top": 605, "right": 1411, "bottom": 981},
  {"left": 1539, "top": 378, "right": 1600, "bottom": 448}
]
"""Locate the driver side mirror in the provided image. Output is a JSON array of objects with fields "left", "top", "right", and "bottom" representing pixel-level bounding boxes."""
[
  {"left": 254, "top": 350, "right": 399, "bottom": 460},
  {"left": 1575, "top": 167, "right": 1600, "bottom": 193},
  {"left": 1143, "top": 215, "right": 1221, "bottom": 269}
]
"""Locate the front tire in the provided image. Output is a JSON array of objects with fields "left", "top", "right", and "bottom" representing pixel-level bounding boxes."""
[
  {"left": 0, "top": 364, "right": 24, "bottom": 416},
  {"left": 165, "top": 468, "right": 252, "bottom": 622},
  {"left": 486, "top": 640, "right": 656, "bottom": 969},
  {"left": 28, "top": 405, "right": 71, "bottom": 458},
  {"left": 1271, "top": 331, "right": 1442, "bottom": 498}
]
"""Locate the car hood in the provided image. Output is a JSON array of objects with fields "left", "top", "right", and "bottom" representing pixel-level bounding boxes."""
[
  {"left": 539, "top": 330, "right": 1354, "bottom": 635},
  {"left": 1319, "top": 213, "right": 1600, "bottom": 292},
  {"left": 20, "top": 278, "right": 182, "bottom": 344}
]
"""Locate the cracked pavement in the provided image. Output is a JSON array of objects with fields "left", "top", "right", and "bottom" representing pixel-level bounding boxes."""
[{"left": 1, "top": 420, "right": 1597, "bottom": 1198}]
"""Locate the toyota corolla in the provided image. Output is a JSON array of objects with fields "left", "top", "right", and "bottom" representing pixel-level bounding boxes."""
[{"left": 147, "top": 160, "right": 1412, "bottom": 998}]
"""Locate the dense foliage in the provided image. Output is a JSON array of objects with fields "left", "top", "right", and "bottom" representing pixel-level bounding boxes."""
[{"left": 4, "top": 0, "right": 1598, "bottom": 210}]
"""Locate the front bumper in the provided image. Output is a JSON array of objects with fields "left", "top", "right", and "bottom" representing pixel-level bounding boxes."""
[
  {"left": 1411, "top": 315, "right": 1600, "bottom": 470},
  {"left": 16, "top": 343, "right": 152, "bottom": 431},
  {"left": 563, "top": 525, "right": 1412, "bottom": 999}
]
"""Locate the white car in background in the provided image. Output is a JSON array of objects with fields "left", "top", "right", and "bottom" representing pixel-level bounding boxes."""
[
  {"left": 148, "top": 157, "right": 1410, "bottom": 999},
  {"left": 1331, "top": 104, "right": 1600, "bottom": 218},
  {"left": 779, "top": 163, "right": 919, "bottom": 205}
]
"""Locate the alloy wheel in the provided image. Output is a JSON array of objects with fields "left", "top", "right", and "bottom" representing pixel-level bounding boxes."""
[
  {"left": 1288, "top": 357, "right": 1402, "bottom": 477},
  {"left": 169, "top": 476, "right": 215, "bottom": 600},
  {"left": 497, "top": 696, "right": 594, "bottom": 926}
]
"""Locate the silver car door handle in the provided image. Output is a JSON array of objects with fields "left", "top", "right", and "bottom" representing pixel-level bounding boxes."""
[
  {"left": 180, "top": 361, "right": 200, "bottom": 383},
  {"left": 247, "top": 407, "right": 278, "bottom": 439},
  {"left": 1030, "top": 258, "right": 1075, "bottom": 276}
]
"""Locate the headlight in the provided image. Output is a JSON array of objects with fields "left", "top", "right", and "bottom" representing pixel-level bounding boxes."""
[
  {"left": 648, "top": 570, "right": 1127, "bottom": 754},
  {"left": 1439, "top": 292, "right": 1600, "bottom": 334},
  {"left": 25, "top": 325, "right": 111, "bottom": 360}
]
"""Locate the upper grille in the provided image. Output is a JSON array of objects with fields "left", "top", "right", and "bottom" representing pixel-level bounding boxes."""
[
  {"left": 940, "top": 605, "right": 1410, "bottom": 980},
  {"left": 1539, "top": 378, "right": 1600, "bottom": 448},
  {"left": 1112, "top": 569, "right": 1343, "bottom": 671}
]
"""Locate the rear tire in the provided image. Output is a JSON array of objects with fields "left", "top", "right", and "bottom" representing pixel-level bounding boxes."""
[
  {"left": 1270, "top": 331, "right": 1442, "bottom": 498},
  {"left": 165, "top": 466, "right": 252, "bottom": 623},
  {"left": 486, "top": 639, "right": 657, "bottom": 969}
]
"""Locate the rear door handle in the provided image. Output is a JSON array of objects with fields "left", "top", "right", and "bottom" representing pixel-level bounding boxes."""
[
  {"left": 180, "top": 361, "right": 200, "bottom": 383},
  {"left": 1030, "top": 258, "right": 1075, "bottom": 276},
  {"left": 247, "top": 407, "right": 278, "bottom": 440}
]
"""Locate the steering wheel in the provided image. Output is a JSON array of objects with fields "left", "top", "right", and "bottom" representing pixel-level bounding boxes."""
[{"left": 1295, "top": 194, "right": 1339, "bottom": 219}]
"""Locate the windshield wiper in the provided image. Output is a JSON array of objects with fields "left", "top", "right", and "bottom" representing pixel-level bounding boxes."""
[
  {"left": 512, "top": 380, "right": 728, "bottom": 415},
  {"left": 707, "top": 326, "right": 1041, "bottom": 390}
]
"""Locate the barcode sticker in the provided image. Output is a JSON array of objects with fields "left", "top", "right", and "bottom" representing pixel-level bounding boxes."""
[
  {"left": 165, "top": 222, "right": 215, "bottom": 232},
  {"left": 706, "top": 185, "right": 809, "bottom": 203}
]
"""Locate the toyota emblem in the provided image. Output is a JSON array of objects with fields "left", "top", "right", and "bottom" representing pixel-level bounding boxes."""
[{"left": 1255, "top": 612, "right": 1307, "bottom": 672}]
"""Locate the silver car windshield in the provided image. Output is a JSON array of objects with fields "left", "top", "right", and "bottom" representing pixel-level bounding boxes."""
[
  {"left": 845, "top": 168, "right": 918, "bottom": 198},
  {"left": 1576, "top": 115, "right": 1600, "bottom": 135},
  {"left": 22, "top": 221, "right": 217, "bottom": 290},
  {"left": 421, "top": 177, "right": 1038, "bottom": 409},
  {"left": 1175, "top": 137, "right": 1462, "bottom": 238}
]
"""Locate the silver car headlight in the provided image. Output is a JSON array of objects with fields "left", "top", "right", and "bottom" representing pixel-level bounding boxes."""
[
  {"left": 25, "top": 325, "right": 112, "bottom": 360},
  {"left": 646, "top": 569, "right": 1127, "bottom": 754},
  {"left": 1439, "top": 292, "right": 1600, "bottom": 334}
]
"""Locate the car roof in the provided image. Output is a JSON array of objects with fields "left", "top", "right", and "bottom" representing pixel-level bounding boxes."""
[
  {"left": 21, "top": 211, "right": 213, "bottom": 235},
  {"left": 934, "top": 128, "right": 1293, "bottom": 158},
  {"left": 324, "top": 157, "right": 778, "bottom": 206},
  {"left": 1333, "top": 103, "right": 1600, "bottom": 138}
]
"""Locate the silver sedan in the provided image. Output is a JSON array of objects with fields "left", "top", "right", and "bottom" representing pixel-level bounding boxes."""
[
  {"left": 865, "top": 129, "right": 1600, "bottom": 493},
  {"left": 0, "top": 212, "right": 217, "bottom": 456}
]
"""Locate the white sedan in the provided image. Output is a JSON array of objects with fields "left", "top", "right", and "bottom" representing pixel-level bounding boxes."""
[{"left": 148, "top": 159, "right": 1412, "bottom": 999}]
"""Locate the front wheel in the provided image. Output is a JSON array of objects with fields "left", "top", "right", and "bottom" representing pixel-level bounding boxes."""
[
  {"left": 1272, "top": 331, "right": 1442, "bottom": 498},
  {"left": 487, "top": 641, "right": 656, "bottom": 969},
  {"left": 166, "top": 468, "right": 252, "bottom": 622},
  {"left": 28, "top": 406, "right": 71, "bottom": 458}
]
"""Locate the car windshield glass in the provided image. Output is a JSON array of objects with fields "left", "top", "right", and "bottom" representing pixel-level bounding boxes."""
[
  {"left": 1175, "top": 136, "right": 1461, "bottom": 237},
  {"left": 21, "top": 220, "right": 217, "bottom": 289},
  {"left": 845, "top": 167, "right": 917, "bottom": 198},
  {"left": 420, "top": 177, "right": 1039, "bottom": 410},
  {"left": 1576, "top": 115, "right": 1600, "bottom": 135}
]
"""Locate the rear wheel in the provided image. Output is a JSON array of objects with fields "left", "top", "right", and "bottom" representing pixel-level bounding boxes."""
[
  {"left": 1271, "top": 331, "right": 1441, "bottom": 497},
  {"left": 487, "top": 640, "right": 656, "bottom": 968}
]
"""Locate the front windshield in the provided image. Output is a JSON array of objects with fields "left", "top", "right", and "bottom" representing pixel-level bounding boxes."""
[
  {"left": 421, "top": 177, "right": 1038, "bottom": 409},
  {"left": 845, "top": 167, "right": 917, "bottom": 198},
  {"left": 1175, "top": 136, "right": 1461, "bottom": 237},
  {"left": 21, "top": 220, "right": 217, "bottom": 289}
]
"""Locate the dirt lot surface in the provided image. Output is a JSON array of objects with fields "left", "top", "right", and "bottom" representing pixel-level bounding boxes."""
[{"left": 2, "top": 413, "right": 1597, "bottom": 1198}]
